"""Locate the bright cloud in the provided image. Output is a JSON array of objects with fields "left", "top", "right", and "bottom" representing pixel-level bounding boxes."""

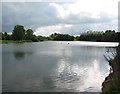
[
  {"left": 50, "top": 0, "right": 118, "bottom": 19},
  {"left": 2, "top": 0, "right": 119, "bottom": 36},
  {"left": 34, "top": 24, "right": 73, "bottom": 36},
  {"left": 34, "top": 25, "right": 62, "bottom": 36}
]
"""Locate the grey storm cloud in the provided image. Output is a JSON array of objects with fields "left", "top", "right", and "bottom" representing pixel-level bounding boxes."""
[
  {"left": 2, "top": 2, "right": 60, "bottom": 32},
  {"left": 2, "top": 2, "right": 117, "bottom": 35}
]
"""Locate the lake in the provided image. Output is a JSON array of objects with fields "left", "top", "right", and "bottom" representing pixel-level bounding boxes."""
[{"left": 2, "top": 41, "right": 119, "bottom": 92}]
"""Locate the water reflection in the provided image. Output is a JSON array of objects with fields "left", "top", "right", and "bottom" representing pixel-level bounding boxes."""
[
  {"left": 14, "top": 51, "right": 34, "bottom": 60},
  {"left": 53, "top": 58, "right": 108, "bottom": 92},
  {"left": 2, "top": 41, "right": 118, "bottom": 92},
  {"left": 14, "top": 52, "right": 25, "bottom": 60}
]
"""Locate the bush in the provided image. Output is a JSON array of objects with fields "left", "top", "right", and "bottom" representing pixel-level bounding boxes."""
[{"left": 31, "top": 35, "right": 39, "bottom": 42}]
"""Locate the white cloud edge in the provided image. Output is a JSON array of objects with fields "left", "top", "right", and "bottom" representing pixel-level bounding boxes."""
[{"left": 1, "top": 0, "right": 74, "bottom": 2}]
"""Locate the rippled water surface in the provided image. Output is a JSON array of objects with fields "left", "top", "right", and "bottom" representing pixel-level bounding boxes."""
[{"left": 2, "top": 41, "right": 118, "bottom": 92}]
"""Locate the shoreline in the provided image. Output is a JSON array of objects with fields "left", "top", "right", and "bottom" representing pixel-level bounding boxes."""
[
  {"left": 0, "top": 40, "right": 41, "bottom": 44},
  {"left": 102, "top": 44, "right": 120, "bottom": 93},
  {"left": 0, "top": 40, "right": 119, "bottom": 44}
]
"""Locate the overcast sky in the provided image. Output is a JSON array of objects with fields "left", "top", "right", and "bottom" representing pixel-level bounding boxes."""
[{"left": 2, "top": 0, "right": 119, "bottom": 36}]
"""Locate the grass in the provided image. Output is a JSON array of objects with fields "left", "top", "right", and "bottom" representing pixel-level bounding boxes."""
[
  {"left": 0, "top": 40, "right": 18, "bottom": 43},
  {"left": 0, "top": 40, "right": 33, "bottom": 43}
]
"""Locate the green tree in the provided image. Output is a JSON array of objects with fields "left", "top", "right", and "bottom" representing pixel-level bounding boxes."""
[
  {"left": 53, "top": 34, "right": 74, "bottom": 41},
  {"left": 37, "top": 36, "right": 44, "bottom": 41},
  {"left": 77, "top": 30, "right": 118, "bottom": 42},
  {"left": 0, "top": 32, "right": 2, "bottom": 40},
  {"left": 6, "top": 34, "right": 13, "bottom": 40},
  {"left": 12, "top": 25, "right": 25, "bottom": 40},
  {"left": 26, "top": 29, "right": 34, "bottom": 40},
  {"left": 31, "top": 35, "right": 39, "bottom": 42},
  {"left": 4, "top": 32, "right": 7, "bottom": 40},
  {"left": 2, "top": 33, "right": 4, "bottom": 40},
  {"left": 102, "top": 30, "right": 117, "bottom": 42},
  {"left": 117, "top": 32, "right": 120, "bottom": 42}
]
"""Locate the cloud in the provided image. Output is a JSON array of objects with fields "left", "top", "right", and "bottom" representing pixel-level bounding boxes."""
[
  {"left": 34, "top": 25, "right": 62, "bottom": 36},
  {"left": 34, "top": 21, "right": 117, "bottom": 36},
  {"left": 34, "top": 24, "right": 74, "bottom": 36},
  {"left": 2, "top": 2, "right": 59, "bottom": 32},
  {"left": 2, "top": 0, "right": 119, "bottom": 36}
]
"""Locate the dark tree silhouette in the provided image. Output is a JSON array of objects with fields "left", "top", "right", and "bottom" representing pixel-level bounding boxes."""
[
  {"left": 26, "top": 29, "right": 34, "bottom": 40},
  {"left": 12, "top": 25, "right": 25, "bottom": 40}
]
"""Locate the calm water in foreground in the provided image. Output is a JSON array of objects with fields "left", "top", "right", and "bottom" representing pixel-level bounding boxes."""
[{"left": 2, "top": 41, "right": 119, "bottom": 92}]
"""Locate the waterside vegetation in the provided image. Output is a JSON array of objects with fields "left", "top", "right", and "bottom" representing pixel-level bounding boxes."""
[
  {"left": 0, "top": 25, "right": 120, "bottom": 43},
  {"left": 102, "top": 44, "right": 120, "bottom": 93}
]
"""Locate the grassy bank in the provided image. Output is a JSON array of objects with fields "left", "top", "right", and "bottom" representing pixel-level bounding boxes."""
[
  {"left": 0, "top": 40, "right": 33, "bottom": 43},
  {"left": 0, "top": 40, "right": 17, "bottom": 43},
  {"left": 102, "top": 44, "right": 120, "bottom": 93}
]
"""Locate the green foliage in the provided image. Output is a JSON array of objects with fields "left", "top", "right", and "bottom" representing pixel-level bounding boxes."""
[
  {"left": 5, "top": 34, "right": 13, "bottom": 40},
  {"left": 26, "top": 29, "right": 34, "bottom": 40},
  {"left": 101, "top": 30, "right": 118, "bottom": 42},
  {"left": 0, "top": 32, "right": 2, "bottom": 40},
  {"left": 37, "top": 36, "right": 44, "bottom": 41},
  {"left": 117, "top": 32, "right": 120, "bottom": 42},
  {"left": 0, "top": 32, "right": 13, "bottom": 40},
  {"left": 77, "top": 30, "right": 119, "bottom": 42},
  {"left": 31, "top": 35, "right": 39, "bottom": 42},
  {"left": 2, "top": 33, "right": 4, "bottom": 40},
  {"left": 78, "top": 31, "right": 103, "bottom": 41},
  {"left": 102, "top": 44, "right": 120, "bottom": 94},
  {"left": 2, "top": 24, "right": 119, "bottom": 43},
  {"left": 12, "top": 25, "right": 25, "bottom": 40},
  {"left": 4, "top": 32, "right": 7, "bottom": 40},
  {"left": 51, "top": 33, "right": 74, "bottom": 41},
  {"left": 0, "top": 40, "right": 17, "bottom": 43}
]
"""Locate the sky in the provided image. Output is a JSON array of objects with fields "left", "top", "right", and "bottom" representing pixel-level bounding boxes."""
[{"left": 2, "top": 0, "right": 119, "bottom": 36}]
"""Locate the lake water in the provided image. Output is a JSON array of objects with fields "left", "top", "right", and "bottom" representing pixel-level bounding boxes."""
[{"left": 2, "top": 41, "right": 119, "bottom": 92}]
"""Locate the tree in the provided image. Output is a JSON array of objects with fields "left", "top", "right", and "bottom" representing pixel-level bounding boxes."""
[
  {"left": 2, "top": 33, "right": 4, "bottom": 40},
  {"left": 6, "top": 34, "right": 13, "bottom": 40},
  {"left": 53, "top": 34, "right": 74, "bottom": 41},
  {"left": 0, "top": 32, "right": 2, "bottom": 40},
  {"left": 26, "top": 29, "right": 34, "bottom": 40},
  {"left": 4, "top": 32, "right": 7, "bottom": 40},
  {"left": 37, "top": 36, "right": 44, "bottom": 41},
  {"left": 12, "top": 25, "right": 25, "bottom": 40},
  {"left": 117, "top": 32, "right": 120, "bottom": 42},
  {"left": 77, "top": 30, "right": 118, "bottom": 42},
  {"left": 31, "top": 35, "right": 39, "bottom": 42}
]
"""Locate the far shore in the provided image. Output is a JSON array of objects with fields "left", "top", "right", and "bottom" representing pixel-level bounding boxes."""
[
  {"left": 0, "top": 40, "right": 119, "bottom": 44},
  {"left": 0, "top": 40, "right": 44, "bottom": 44}
]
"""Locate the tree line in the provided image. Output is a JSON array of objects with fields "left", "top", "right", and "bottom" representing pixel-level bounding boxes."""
[
  {"left": 0, "top": 25, "right": 44, "bottom": 42},
  {"left": 0, "top": 25, "right": 120, "bottom": 42},
  {"left": 0, "top": 25, "right": 74, "bottom": 42},
  {"left": 76, "top": 30, "right": 120, "bottom": 42}
]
